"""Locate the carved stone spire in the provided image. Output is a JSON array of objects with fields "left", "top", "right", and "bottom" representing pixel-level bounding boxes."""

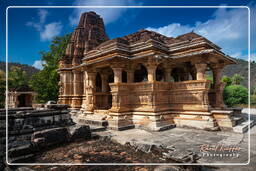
[{"left": 62, "top": 11, "right": 109, "bottom": 67}]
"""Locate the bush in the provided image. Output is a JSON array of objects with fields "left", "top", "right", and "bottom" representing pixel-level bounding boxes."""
[
  {"left": 223, "top": 85, "right": 248, "bottom": 107},
  {"left": 251, "top": 95, "right": 256, "bottom": 105},
  {"left": 221, "top": 76, "right": 232, "bottom": 86}
]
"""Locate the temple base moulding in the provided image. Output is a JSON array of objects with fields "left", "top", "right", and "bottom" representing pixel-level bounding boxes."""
[{"left": 72, "top": 108, "right": 240, "bottom": 132}]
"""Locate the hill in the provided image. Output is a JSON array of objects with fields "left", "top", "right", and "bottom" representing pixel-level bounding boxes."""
[
  {"left": 0, "top": 61, "right": 39, "bottom": 78},
  {"left": 222, "top": 58, "right": 256, "bottom": 90}
]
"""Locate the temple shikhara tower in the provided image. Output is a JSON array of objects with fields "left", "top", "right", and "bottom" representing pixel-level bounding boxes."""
[{"left": 58, "top": 12, "right": 239, "bottom": 131}]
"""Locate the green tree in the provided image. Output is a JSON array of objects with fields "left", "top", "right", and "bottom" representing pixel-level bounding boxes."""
[
  {"left": 29, "top": 34, "right": 71, "bottom": 103},
  {"left": 206, "top": 74, "right": 213, "bottom": 82},
  {"left": 206, "top": 74, "right": 214, "bottom": 88},
  {"left": 231, "top": 74, "right": 244, "bottom": 85},
  {"left": 8, "top": 66, "right": 29, "bottom": 90},
  {"left": 223, "top": 85, "right": 248, "bottom": 107},
  {"left": 0, "top": 70, "right": 5, "bottom": 108},
  {"left": 221, "top": 76, "right": 232, "bottom": 86},
  {"left": 253, "top": 85, "right": 256, "bottom": 95},
  {"left": 251, "top": 95, "right": 256, "bottom": 105}
]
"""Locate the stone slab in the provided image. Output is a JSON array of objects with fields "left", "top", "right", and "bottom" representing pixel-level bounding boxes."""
[{"left": 233, "top": 120, "right": 255, "bottom": 133}]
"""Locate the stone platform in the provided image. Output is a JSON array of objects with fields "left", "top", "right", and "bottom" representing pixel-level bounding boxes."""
[{"left": 73, "top": 107, "right": 249, "bottom": 132}]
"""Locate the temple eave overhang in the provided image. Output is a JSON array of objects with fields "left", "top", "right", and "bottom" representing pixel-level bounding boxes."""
[
  {"left": 59, "top": 48, "right": 235, "bottom": 71},
  {"left": 81, "top": 39, "right": 225, "bottom": 64}
]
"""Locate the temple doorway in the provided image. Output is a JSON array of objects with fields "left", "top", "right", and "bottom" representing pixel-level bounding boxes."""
[{"left": 17, "top": 94, "right": 32, "bottom": 107}]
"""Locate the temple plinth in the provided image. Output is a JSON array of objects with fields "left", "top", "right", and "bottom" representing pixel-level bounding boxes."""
[{"left": 58, "top": 12, "right": 238, "bottom": 131}]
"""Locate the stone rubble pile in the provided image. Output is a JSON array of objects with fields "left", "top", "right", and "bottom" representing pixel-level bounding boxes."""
[{"left": 0, "top": 105, "right": 91, "bottom": 169}]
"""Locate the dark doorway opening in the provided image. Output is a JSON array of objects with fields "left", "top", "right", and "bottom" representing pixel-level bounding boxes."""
[
  {"left": 134, "top": 64, "right": 148, "bottom": 82},
  {"left": 17, "top": 94, "right": 32, "bottom": 107}
]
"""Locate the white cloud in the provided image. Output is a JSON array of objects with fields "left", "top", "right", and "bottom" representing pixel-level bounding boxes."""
[
  {"left": 147, "top": 23, "right": 193, "bottom": 38},
  {"left": 38, "top": 9, "right": 49, "bottom": 23},
  {"left": 26, "top": 9, "right": 62, "bottom": 41},
  {"left": 146, "top": 6, "right": 256, "bottom": 59},
  {"left": 69, "top": 0, "right": 141, "bottom": 26},
  {"left": 230, "top": 52, "right": 256, "bottom": 61},
  {"left": 26, "top": 9, "right": 49, "bottom": 31},
  {"left": 40, "top": 22, "right": 63, "bottom": 41},
  {"left": 33, "top": 60, "right": 46, "bottom": 70}
]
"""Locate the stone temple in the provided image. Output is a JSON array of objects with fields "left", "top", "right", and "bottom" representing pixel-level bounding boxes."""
[{"left": 58, "top": 11, "right": 239, "bottom": 131}]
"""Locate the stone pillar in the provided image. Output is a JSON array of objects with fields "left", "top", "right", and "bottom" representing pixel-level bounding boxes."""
[
  {"left": 213, "top": 67, "right": 222, "bottom": 87},
  {"left": 84, "top": 72, "right": 96, "bottom": 113},
  {"left": 71, "top": 70, "right": 83, "bottom": 109},
  {"left": 113, "top": 68, "right": 122, "bottom": 83},
  {"left": 195, "top": 63, "right": 207, "bottom": 80},
  {"left": 101, "top": 74, "right": 108, "bottom": 92},
  {"left": 165, "top": 68, "right": 172, "bottom": 82},
  {"left": 83, "top": 71, "right": 88, "bottom": 93},
  {"left": 58, "top": 72, "right": 63, "bottom": 104},
  {"left": 81, "top": 70, "right": 88, "bottom": 110},
  {"left": 212, "top": 66, "right": 225, "bottom": 108},
  {"left": 73, "top": 70, "right": 83, "bottom": 96},
  {"left": 13, "top": 92, "right": 18, "bottom": 108},
  {"left": 88, "top": 72, "right": 96, "bottom": 87},
  {"left": 127, "top": 70, "right": 134, "bottom": 83},
  {"left": 147, "top": 65, "right": 157, "bottom": 82},
  {"left": 62, "top": 71, "right": 73, "bottom": 105}
]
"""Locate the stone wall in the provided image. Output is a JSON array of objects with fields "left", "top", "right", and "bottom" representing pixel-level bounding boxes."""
[
  {"left": 108, "top": 80, "right": 211, "bottom": 113},
  {"left": 0, "top": 107, "right": 77, "bottom": 167}
]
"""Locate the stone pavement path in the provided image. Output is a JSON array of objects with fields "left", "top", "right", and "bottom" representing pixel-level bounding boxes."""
[{"left": 96, "top": 127, "right": 251, "bottom": 164}]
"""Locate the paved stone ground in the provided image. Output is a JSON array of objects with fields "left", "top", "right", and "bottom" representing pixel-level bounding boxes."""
[{"left": 95, "top": 109, "right": 256, "bottom": 169}]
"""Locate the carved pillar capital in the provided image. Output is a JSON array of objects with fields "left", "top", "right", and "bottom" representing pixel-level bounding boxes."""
[
  {"left": 87, "top": 72, "right": 97, "bottom": 87},
  {"left": 195, "top": 63, "right": 207, "bottom": 80},
  {"left": 195, "top": 63, "right": 207, "bottom": 72},
  {"left": 146, "top": 63, "right": 157, "bottom": 82},
  {"left": 112, "top": 67, "right": 123, "bottom": 83}
]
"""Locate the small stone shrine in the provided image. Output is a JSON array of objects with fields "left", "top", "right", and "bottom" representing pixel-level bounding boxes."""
[{"left": 7, "top": 86, "right": 37, "bottom": 108}]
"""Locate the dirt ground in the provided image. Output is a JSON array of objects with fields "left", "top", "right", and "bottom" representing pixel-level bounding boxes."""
[{"left": 20, "top": 136, "right": 202, "bottom": 171}]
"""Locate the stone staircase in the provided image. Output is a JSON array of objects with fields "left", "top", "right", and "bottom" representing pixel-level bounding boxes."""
[
  {"left": 232, "top": 111, "right": 255, "bottom": 133},
  {"left": 75, "top": 110, "right": 109, "bottom": 132},
  {"left": 211, "top": 108, "right": 255, "bottom": 133}
]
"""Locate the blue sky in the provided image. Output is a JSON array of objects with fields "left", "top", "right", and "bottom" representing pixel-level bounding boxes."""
[{"left": 0, "top": 0, "right": 255, "bottom": 69}]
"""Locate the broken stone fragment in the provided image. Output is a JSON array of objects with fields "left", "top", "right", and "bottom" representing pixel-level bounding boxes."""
[
  {"left": 67, "top": 125, "right": 91, "bottom": 141},
  {"left": 129, "top": 141, "right": 153, "bottom": 153},
  {"left": 8, "top": 143, "right": 36, "bottom": 163},
  {"left": 31, "top": 127, "right": 69, "bottom": 149}
]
